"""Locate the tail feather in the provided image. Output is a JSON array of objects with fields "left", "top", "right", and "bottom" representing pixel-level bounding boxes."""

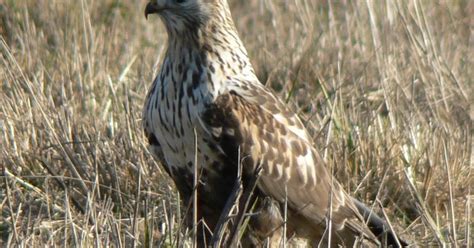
[{"left": 352, "top": 198, "right": 408, "bottom": 247}]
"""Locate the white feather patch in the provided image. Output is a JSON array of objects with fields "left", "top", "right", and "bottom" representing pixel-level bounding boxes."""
[{"left": 273, "top": 113, "right": 309, "bottom": 142}]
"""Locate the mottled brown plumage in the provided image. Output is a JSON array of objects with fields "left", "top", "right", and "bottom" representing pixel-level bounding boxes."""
[{"left": 143, "top": 0, "right": 405, "bottom": 247}]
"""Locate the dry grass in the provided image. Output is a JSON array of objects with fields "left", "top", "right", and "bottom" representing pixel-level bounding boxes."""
[{"left": 1, "top": 0, "right": 472, "bottom": 247}]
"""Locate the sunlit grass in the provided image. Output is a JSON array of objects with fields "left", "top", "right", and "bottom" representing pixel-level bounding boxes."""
[{"left": 1, "top": 0, "right": 471, "bottom": 246}]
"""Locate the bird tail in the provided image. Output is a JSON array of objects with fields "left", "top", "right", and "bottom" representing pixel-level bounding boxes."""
[{"left": 352, "top": 197, "right": 408, "bottom": 247}]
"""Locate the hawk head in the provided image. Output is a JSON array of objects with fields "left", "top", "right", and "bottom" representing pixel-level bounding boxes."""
[{"left": 145, "top": 0, "right": 228, "bottom": 35}]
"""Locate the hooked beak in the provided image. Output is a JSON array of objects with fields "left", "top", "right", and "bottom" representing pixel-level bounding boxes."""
[{"left": 145, "top": 2, "right": 162, "bottom": 19}]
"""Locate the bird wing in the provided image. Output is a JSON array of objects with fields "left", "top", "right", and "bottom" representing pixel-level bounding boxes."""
[{"left": 198, "top": 86, "right": 377, "bottom": 241}]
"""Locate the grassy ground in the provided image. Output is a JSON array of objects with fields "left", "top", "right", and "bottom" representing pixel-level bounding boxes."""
[{"left": 1, "top": 0, "right": 472, "bottom": 247}]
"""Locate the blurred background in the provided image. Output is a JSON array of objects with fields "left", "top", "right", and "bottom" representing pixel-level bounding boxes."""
[{"left": 1, "top": 0, "right": 472, "bottom": 246}]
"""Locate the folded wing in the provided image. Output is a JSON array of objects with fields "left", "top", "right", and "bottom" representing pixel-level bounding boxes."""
[{"left": 199, "top": 88, "right": 378, "bottom": 244}]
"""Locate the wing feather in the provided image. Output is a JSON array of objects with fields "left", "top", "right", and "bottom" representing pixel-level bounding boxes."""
[{"left": 199, "top": 88, "right": 378, "bottom": 242}]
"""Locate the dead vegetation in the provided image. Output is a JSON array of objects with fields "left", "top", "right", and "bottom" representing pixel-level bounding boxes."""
[{"left": 1, "top": 0, "right": 472, "bottom": 247}]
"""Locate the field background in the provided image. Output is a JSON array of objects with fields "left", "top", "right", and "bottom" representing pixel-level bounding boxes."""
[{"left": 1, "top": 0, "right": 472, "bottom": 247}]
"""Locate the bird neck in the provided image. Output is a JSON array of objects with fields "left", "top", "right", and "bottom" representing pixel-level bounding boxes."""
[
  {"left": 165, "top": 12, "right": 255, "bottom": 83},
  {"left": 161, "top": 2, "right": 257, "bottom": 102},
  {"left": 166, "top": 11, "right": 245, "bottom": 54}
]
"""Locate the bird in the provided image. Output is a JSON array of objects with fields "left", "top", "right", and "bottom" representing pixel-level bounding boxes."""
[{"left": 143, "top": 0, "right": 407, "bottom": 247}]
